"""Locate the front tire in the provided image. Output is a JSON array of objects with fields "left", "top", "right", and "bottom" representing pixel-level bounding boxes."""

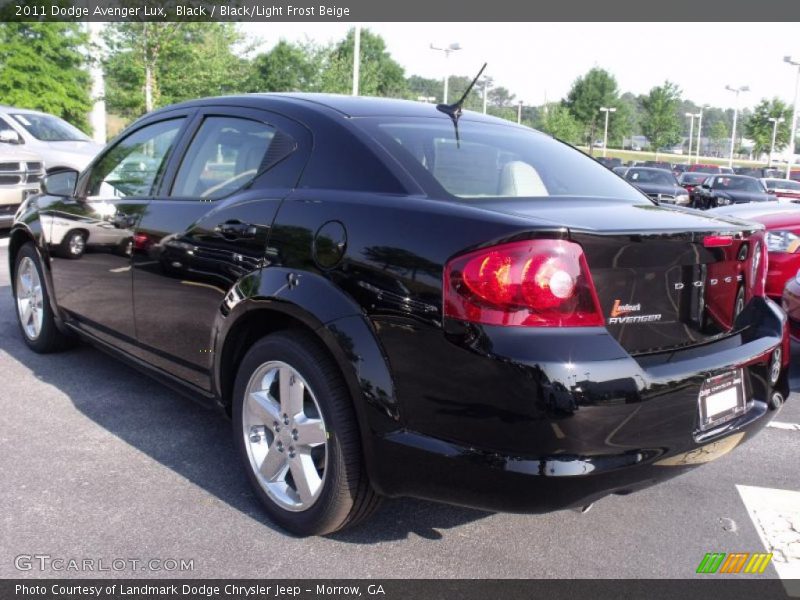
[
  {"left": 232, "top": 331, "right": 380, "bottom": 536},
  {"left": 13, "top": 242, "right": 73, "bottom": 353},
  {"left": 61, "top": 230, "right": 86, "bottom": 259}
]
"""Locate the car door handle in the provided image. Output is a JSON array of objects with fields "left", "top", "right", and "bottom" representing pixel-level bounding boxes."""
[{"left": 216, "top": 220, "right": 256, "bottom": 239}]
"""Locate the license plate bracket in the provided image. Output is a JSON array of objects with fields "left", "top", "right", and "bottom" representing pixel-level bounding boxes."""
[{"left": 698, "top": 369, "right": 745, "bottom": 431}]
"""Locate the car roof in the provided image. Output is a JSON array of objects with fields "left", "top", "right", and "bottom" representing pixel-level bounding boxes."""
[
  {"left": 0, "top": 105, "right": 48, "bottom": 115},
  {"left": 153, "top": 93, "right": 517, "bottom": 126},
  {"left": 628, "top": 166, "right": 672, "bottom": 173}
]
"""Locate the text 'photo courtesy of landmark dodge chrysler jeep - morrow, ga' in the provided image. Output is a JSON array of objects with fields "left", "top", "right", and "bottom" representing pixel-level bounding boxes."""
[{"left": 9, "top": 91, "right": 790, "bottom": 536}]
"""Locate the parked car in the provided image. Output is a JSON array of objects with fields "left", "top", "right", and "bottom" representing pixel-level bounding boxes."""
[
  {"left": 624, "top": 167, "right": 690, "bottom": 205},
  {"left": 672, "top": 164, "right": 689, "bottom": 177},
  {"left": 691, "top": 174, "right": 775, "bottom": 209},
  {"left": 642, "top": 160, "right": 672, "bottom": 170},
  {"left": 612, "top": 166, "right": 629, "bottom": 177},
  {"left": 689, "top": 163, "right": 722, "bottom": 174},
  {"left": 9, "top": 93, "right": 788, "bottom": 536},
  {"left": 0, "top": 106, "right": 103, "bottom": 173},
  {"left": 707, "top": 203, "right": 800, "bottom": 302},
  {"left": 761, "top": 178, "right": 800, "bottom": 203},
  {"left": 720, "top": 166, "right": 735, "bottom": 175},
  {"left": 678, "top": 171, "right": 710, "bottom": 195},
  {"left": 596, "top": 156, "right": 621, "bottom": 169},
  {"left": 735, "top": 167, "right": 782, "bottom": 179},
  {"left": 782, "top": 271, "right": 800, "bottom": 340},
  {"left": 789, "top": 169, "right": 800, "bottom": 182},
  {"left": 0, "top": 147, "right": 44, "bottom": 229}
]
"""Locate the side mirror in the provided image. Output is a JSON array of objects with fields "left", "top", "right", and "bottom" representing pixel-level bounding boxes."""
[
  {"left": 0, "top": 129, "right": 21, "bottom": 144},
  {"left": 41, "top": 169, "right": 78, "bottom": 197}
]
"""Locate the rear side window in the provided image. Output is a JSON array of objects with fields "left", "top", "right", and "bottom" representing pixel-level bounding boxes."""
[
  {"left": 171, "top": 116, "right": 294, "bottom": 199},
  {"left": 356, "top": 117, "right": 643, "bottom": 202}
]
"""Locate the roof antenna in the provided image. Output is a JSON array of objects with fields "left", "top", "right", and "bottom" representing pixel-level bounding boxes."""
[{"left": 436, "top": 62, "right": 487, "bottom": 148}]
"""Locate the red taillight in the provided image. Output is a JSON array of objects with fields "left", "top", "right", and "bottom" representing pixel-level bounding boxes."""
[
  {"left": 703, "top": 235, "right": 733, "bottom": 247},
  {"left": 444, "top": 239, "right": 604, "bottom": 327}
]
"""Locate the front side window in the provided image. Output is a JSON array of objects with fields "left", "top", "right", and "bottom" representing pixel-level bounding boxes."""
[
  {"left": 171, "top": 116, "right": 287, "bottom": 200},
  {"left": 9, "top": 113, "right": 90, "bottom": 142},
  {"left": 356, "top": 117, "right": 643, "bottom": 202},
  {"left": 87, "top": 119, "right": 184, "bottom": 199}
]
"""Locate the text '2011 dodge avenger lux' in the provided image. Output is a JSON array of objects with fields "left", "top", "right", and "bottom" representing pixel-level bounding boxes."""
[{"left": 9, "top": 92, "right": 789, "bottom": 536}]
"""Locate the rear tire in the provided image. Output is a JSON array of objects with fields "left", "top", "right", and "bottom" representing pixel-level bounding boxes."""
[
  {"left": 232, "top": 330, "right": 380, "bottom": 536},
  {"left": 13, "top": 242, "right": 74, "bottom": 353}
]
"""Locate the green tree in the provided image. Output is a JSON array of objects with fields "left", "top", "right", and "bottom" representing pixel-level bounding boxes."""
[
  {"left": 247, "top": 40, "right": 319, "bottom": 92},
  {"left": 0, "top": 23, "right": 91, "bottom": 131},
  {"left": 708, "top": 121, "right": 729, "bottom": 156},
  {"left": 537, "top": 103, "right": 581, "bottom": 144},
  {"left": 104, "top": 22, "right": 249, "bottom": 119},
  {"left": 565, "top": 68, "right": 621, "bottom": 153},
  {"left": 319, "top": 28, "right": 407, "bottom": 97},
  {"left": 640, "top": 81, "right": 682, "bottom": 158},
  {"left": 745, "top": 98, "right": 793, "bottom": 157}
]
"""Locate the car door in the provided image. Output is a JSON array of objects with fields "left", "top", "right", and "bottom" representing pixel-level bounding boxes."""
[
  {"left": 44, "top": 115, "right": 190, "bottom": 348},
  {"left": 131, "top": 107, "right": 310, "bottom": 390}
]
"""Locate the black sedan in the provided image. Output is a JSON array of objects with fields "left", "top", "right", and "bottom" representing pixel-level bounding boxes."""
[
  {"left": 691, "top": 174, "right": 776, "bottom": 209},
  {"left": 623, "top": 167, "right": 690, "bottom": 205},
  {"left": 9, "top": 93, "right": 788, "bottom": 536}
]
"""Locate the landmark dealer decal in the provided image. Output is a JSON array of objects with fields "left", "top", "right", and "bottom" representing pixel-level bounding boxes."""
[{"left": 608, "top": 299, "right": 662, "bottom": 324}]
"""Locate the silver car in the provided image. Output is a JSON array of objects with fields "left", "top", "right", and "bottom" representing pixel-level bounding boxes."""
[
  {"left": 0, "top": 106, "right": 103, "bottom": 173},
  {"left": 0, "top": 146, "right": 43, "bottom": 229}
]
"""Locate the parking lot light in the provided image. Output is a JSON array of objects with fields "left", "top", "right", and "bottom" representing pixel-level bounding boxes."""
[
  {"left": 429, "top": 42, "right": 461, "bottom": 104},
  {"left": 768, "top": 116, "right": 785, "bottom": 167},
  {"left": 695, "top": 105, "right": 709, "bottom": 164},
  {"left": 685, "top": 112, "right": 697, "bottom": 160},
  {"left": 784, "top": 56, "right": 800, "bottom": 178},
  {"left": 599, "top": 107, "right": 616, "bottom": 158},
  {"left": 725, "top": 85, "right": 749, "bottom": 168}
]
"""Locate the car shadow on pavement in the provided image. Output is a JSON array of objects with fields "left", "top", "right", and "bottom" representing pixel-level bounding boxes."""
[{"left": 0, "top": 287, "right": 489, "bottom": 543}]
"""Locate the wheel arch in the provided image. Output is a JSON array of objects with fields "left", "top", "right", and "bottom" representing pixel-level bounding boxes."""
[{"left": 212, "top": 268, "right": 401, "bottom": 480}]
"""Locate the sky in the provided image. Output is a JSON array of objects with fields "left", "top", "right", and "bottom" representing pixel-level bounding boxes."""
[{"left": 240, "top": 22, "right": 800, "bottom": 109}]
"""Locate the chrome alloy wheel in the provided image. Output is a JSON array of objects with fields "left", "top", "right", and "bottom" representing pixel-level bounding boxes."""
[
  {"left": 15, "top": 256, "right": 44, "bottom": 341},
  {"left": 243, "top": 361, "right": 328, "bottom": 512},
  {"left": 68, "top": 233, "right": 85, "bottom": 256}
]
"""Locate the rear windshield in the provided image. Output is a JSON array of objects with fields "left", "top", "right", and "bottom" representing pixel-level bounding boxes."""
[
  {"left": 626, "top": 168, "right": 676, "bottom": 185},
  {"left": 355, "top": 117, "right": 644, "bottom": 202},
  {"left": 711, "top": 176, "right": 764, "bottom": 192}
]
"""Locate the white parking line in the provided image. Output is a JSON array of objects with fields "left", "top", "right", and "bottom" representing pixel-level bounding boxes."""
[
  {"left": 768, "top": 421, "right": 800, "bottom": 432},
  {"left": 736, "top": 485, "right": 800, "bottom": 597}
]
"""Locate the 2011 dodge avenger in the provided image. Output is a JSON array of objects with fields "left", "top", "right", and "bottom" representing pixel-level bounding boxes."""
[{"left": 9, "top": 89, "right": 789, "bottom": 535}]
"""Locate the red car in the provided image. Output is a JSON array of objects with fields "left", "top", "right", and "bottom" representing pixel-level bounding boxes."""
[
  {"left": 783, "top": 273, "right": 800, "bottom": 340},
  {"left": 689, "top": 163, "right": 722, "bottom": 174},
  {"left": 708, "top": 204, "right": 800, "bottom": 301},
  {"left": 678, "top": 171, "right": 710, "bottom": 195}
]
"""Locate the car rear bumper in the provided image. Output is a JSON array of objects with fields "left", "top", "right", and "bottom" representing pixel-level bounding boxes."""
[{"left": 369, "top": 297, "right": 787, "bottom": 512}]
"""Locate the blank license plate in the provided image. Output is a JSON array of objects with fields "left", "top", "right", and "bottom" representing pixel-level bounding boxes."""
[{"left": 698, "top": 369, "right": 745, "bottom": 430}]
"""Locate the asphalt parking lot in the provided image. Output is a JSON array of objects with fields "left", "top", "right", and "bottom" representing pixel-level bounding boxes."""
[{"left": 0, "top": 234, "right": 798, "bottom": 585}]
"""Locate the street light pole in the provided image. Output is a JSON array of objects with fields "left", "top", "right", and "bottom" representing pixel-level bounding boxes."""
[
  {"left": 429, "top": 42, "right": 461, "bottom": 104},
  {"left": 768, "top": 117, "right": 785, "bottom": 167},
  {"left": 599, "top": 106, "right": 616, "bottom": 158},
  {"left": 784, "top": 56, "right": 800, "bottom": 178},
  {"left": 725, "top": 84, "right": 749, "bottom": 168},
  {"left": 685, "top": 112, "right": 696, "bottom": 161},
  {"left": 482, "top": 78, "right": 491, "bottom": 114},
  {"left": 695, "top": 105, "right": 708, "bottom": 164},
  {"left": 517, "top": 101, "right": 523, "bottom": 124}
]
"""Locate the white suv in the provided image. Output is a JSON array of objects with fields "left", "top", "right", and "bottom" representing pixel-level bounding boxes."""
[
  {"left": 0, "top": 146, "right": 44, "bottom": 229},
  {"left": 0, "top": 106, "right": 103, "bottom": 173}
]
